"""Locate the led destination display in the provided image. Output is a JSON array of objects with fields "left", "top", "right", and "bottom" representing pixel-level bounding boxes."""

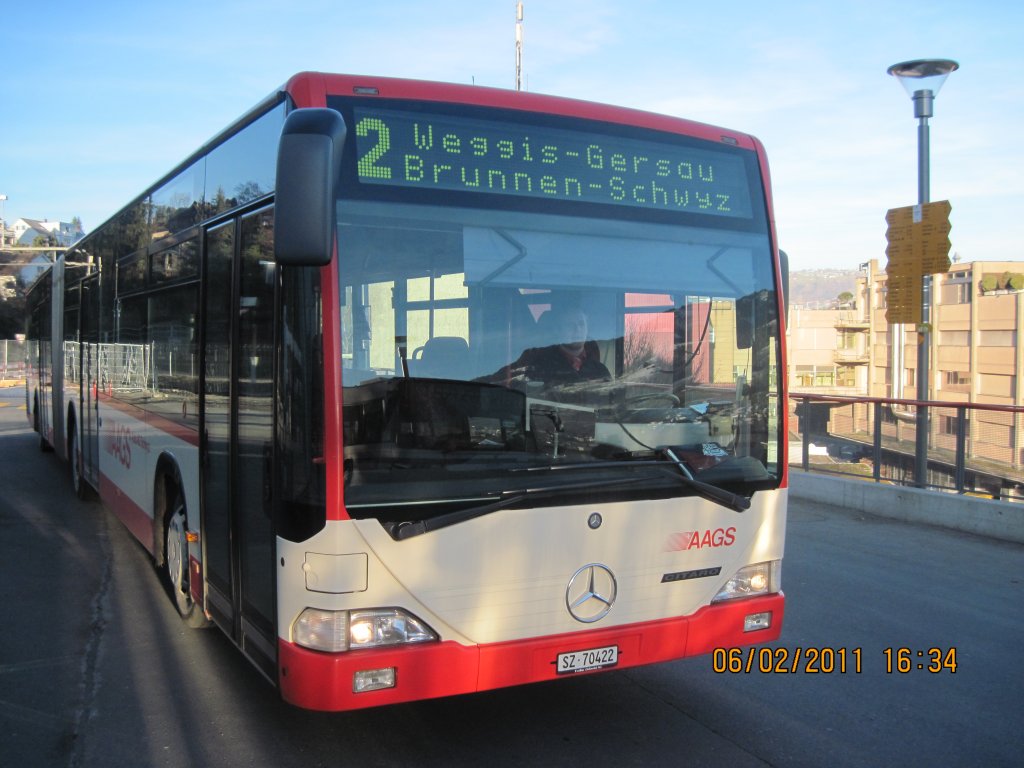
[{"left": 352, "top": 106, "right": 754, "bottom": 219}]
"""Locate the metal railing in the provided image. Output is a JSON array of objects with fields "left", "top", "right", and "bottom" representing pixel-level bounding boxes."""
[
  {"left": 61, "top": 341, "right": 154, "bottom": 391},
  {"left": 790, "top": 393, "right": 1024, "bottom": 503},
  {"left": 1, "top": 339, "right": 26, "bottom": 381}
]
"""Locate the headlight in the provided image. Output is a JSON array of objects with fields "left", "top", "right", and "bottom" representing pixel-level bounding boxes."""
[
  {"left": 712, "top": 561, "right": 780, "bottom": 603},
  {"left": 293, "top": 607, "right": 437, "bottom": 653},
  {"left": 348, "top": 608, "right": 437, "bottom": 649}
]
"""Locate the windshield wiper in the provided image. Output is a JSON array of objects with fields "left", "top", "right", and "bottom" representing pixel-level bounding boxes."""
[
  {"left": 518, "top": 452, "right": 750, "bottom": 513},
  {"left": 392, "top": 449, "right": 750, "bottom": 540},
  {"left": 604, "top": 420, "right": 747, "bottom": 512},
  {"left": 392, "top": 475, "right": 649, "bottom": 540},
  {"left": 520, "top": 454, "right": 753, "bottom": 514},
  {"left": 661, "top": 447, "right": 750, "bottom": 513}
]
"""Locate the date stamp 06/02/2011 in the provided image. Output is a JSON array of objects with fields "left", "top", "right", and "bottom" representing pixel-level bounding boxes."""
[{"left": 712, "top": 646, "right": 958, "bottom": 675}]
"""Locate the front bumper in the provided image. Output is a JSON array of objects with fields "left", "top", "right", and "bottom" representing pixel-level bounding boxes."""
[{"left": 277, "top": 592, "right": 785, "bottom": 711}]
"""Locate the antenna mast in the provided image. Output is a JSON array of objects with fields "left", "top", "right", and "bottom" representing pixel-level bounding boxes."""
[{"left": 515, "top": 2, "right": 524, "bottom": 91}]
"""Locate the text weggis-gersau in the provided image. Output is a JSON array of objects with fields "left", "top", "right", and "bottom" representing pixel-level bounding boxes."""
[{"left": 353, "top": 107, "right": 753, "bottom": 219}]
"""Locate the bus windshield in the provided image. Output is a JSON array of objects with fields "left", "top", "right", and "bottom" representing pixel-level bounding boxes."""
[
  {"left": 338, "top": 199, "right": 782, "bottom": 522},
  {"left": 332, "top": 98, "right": 781, "bottom": 526}
]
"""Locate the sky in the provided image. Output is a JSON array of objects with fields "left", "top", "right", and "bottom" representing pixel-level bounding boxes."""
[{"left": 2, "top": 0, "right": 1022, "bottom": 272}]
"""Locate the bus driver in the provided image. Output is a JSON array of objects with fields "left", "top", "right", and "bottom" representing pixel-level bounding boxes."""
[{"left": 511, "top": 304, "right": 611, "bottom": 389}]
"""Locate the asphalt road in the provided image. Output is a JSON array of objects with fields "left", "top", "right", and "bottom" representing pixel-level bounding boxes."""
[{"left": 1, "top": 385, "right": 1022, "bottom": 767}]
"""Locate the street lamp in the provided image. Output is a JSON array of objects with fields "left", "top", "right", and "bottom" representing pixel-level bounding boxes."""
[
  {"left": 0, "top": 194, "right": 7, "bottom": 246},
  {"left": 887, "top": 58, "right": 958, "bottom": 488}
]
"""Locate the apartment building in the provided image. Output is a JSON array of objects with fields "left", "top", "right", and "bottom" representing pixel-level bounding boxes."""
[
  {"left": 788, "top": 258, "right": 1024, "bottom": 472},
  {"left": 787, "top": 302, "right": 867, "bottom": 395},
  {"left": 851, "top": 258, "right": 1023, "bottom": 406},
  {"left": 788, "top": 260, "right": 1024, "bottom": 398}
]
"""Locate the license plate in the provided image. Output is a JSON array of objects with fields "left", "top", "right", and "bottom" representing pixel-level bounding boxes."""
[{"left": 556, "top": 645, "right": 619, "bottom": 675}]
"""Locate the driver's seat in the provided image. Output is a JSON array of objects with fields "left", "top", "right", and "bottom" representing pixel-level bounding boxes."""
[{"left": 410, "top": 336, "right": 471, "bottom": 379}]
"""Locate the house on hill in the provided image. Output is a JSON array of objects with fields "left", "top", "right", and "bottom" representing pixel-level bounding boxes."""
[{"left": 10, "top": 218, "right": 84, "bottom": 248}]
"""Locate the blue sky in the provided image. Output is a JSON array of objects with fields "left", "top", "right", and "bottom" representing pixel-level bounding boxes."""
[{"left": 2, "top": 0, "right": 1021, "bottom": 271}]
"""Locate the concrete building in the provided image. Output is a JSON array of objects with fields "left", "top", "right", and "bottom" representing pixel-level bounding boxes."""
[
  {"left": 787, "top": 258, "right": 1024, "bottom": 475},
  {"left": 854, "top": 258, "right": 1024, "bottom": 407},
  {"left": 787, "top": 302, "right": 867, "bottom": 395},
  {"left": 788, "top": 258, "right": 1024, "bottom": 403}
]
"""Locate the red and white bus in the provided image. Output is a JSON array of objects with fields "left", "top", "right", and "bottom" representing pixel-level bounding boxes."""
[{"left": 25, "top": 71, "right": 788, "bottom": 711}]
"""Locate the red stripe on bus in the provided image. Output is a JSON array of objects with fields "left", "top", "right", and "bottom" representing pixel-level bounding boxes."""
[
  {"left": 286, "top": 72, "right": 758, "bottom": 150},
  {"left": 277, "top": 593, "right": 784, "bottom": 711},
  {"left": 99, "top": 393, "right": 200, "bottom": 447},
  {"left": 99, "top": 472, "right": 154, "bottom": 554}
]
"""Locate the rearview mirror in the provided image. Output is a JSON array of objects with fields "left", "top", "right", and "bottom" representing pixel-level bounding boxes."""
[{"left": 274, "top": 108, "right": 347, "bottom": 266}]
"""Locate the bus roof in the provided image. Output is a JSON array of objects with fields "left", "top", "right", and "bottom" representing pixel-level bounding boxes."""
[{"left": 284, "top": 71, "right": 761, "bottom": 152}]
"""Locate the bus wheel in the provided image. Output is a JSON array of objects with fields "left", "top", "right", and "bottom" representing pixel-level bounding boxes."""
[
  {"left": 70, "top": 423, "right": 95, "bottom": 500},
  {"left": 164, "top": 493, "right": 209, "bottom": 629}
]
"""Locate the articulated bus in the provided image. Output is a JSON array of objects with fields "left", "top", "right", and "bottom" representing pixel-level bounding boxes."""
[{"left": 25, "top": 71, "right": 787, "bottom": 711}]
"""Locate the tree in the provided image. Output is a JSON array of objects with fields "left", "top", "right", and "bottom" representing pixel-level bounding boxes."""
[
  {"left": 837, "top": 291, "right": 854, "bottom": 307},
  {"left": 0, "top": 252, "right": 27, "bottom": 337},
  {"left": 0, "top": 292, "right": 25, "bottom": 337}
]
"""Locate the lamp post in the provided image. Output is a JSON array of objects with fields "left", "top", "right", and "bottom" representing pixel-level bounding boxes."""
[
  {"left": 0, "top": 195, "right": 7, "bottom": 247},
  {"left": 887, "top": 58, "right": 958, "bottom": 488}
]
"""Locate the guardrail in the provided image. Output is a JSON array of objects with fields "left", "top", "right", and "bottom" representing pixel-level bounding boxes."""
[{"left": 789, "top": 393, "right": 1024, "bottom": 503}]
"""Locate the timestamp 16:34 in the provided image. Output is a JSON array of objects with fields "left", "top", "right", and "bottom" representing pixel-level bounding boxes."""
[
  {"left": 883, "top": 647, "right": 958, "bottom": 673},
  {"left": 711, "top": 646, "right": 958, "bottom": 674}
]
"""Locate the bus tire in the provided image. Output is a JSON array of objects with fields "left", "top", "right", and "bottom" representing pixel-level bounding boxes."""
[
  {"left": 69, "top": 421, "right": 96, "bottom": 501},
  {"left": 164, "top": 491, "right": 209, "bottom": 629}
]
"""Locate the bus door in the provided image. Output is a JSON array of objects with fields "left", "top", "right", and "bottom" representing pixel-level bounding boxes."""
[
  {"left": 200, "top": 207, "right": 278, "bottom": 681},
  {"left": 80, "top": 274, "right": 101, "bottom": 487}
]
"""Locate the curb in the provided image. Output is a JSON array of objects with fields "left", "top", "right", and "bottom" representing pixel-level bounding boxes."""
[{"left": 789, "top": 470, "right": 1024, "bottom": 544}]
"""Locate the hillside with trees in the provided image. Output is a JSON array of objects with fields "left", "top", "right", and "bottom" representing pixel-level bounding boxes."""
[{"left": 788, "top": 268, "right": 859, "bottom": 307}]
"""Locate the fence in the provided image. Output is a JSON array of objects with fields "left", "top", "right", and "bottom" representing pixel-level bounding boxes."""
[
  {"left": 3, "top": 340, "right": 155, "bottom": 389},
  {"left": 1, "top": 339, "right": 26, "bottom": 381},
  {"left": 790, "top": 393, "right": 1024, "bottom": 502}
]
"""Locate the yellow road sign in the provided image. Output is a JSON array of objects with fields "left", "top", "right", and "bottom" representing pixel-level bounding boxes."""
[
  {"left": 885, "top": 200, "right": 953, "bottom": 276},
  {"left": 884, "top": 201, "right": 952, "bottom": 324}
]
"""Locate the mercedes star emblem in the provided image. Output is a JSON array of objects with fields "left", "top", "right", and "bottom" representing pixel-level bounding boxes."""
[{"left": 566, "top": 563, "right": 617, "bottom": 623}]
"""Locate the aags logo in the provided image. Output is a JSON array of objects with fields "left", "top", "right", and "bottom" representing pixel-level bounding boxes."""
[
  {"left": 106, "top": 421, "right": 151, "bottom": 469},
  {"left": 666, "top": 527, "right": 736, "bottom": 552},
  {"left": 107, "top": 421, "right": 142, "bottom": 468},
  {"left": 108, "top": 422, "right": 133, "bottom": 469}
]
